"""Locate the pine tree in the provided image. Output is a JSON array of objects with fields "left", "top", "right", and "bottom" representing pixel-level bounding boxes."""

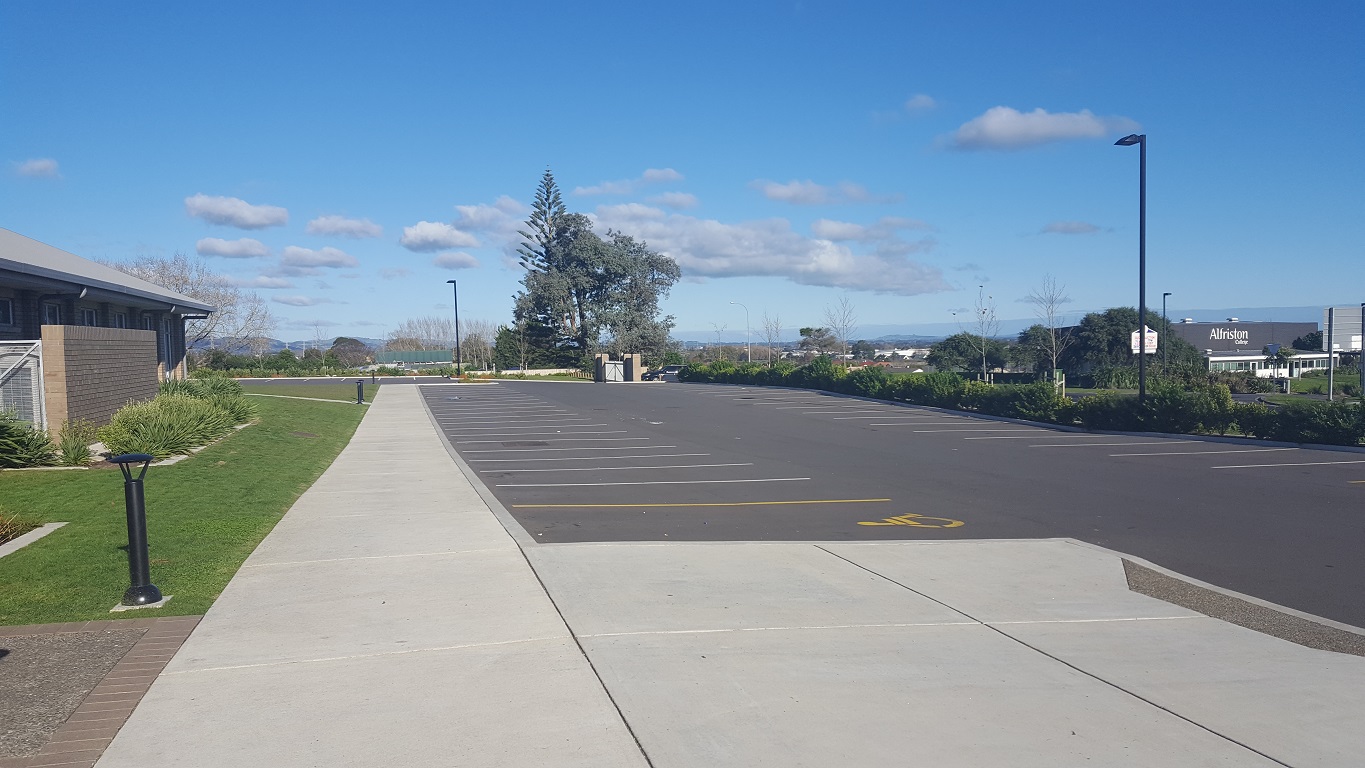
[{"left": 516, "top": 169, "right": 566, "bottom": 272}]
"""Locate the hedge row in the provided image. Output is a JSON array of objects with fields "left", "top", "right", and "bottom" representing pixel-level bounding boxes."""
[{"left": 680, "top": 361, "right": 1365, "bottom": 446}]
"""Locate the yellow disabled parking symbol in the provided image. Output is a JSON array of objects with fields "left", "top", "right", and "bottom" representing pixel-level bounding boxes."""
[{"left": 859, "top": 513, "right": 964, "bottom": 528}]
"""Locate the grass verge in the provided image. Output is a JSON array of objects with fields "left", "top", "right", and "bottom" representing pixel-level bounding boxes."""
[
  {"left": 0, "top": 396, "right": 365, "bottom": 625},
  {"left": 240, "top": 382, "right": 369, "bottom": 401}
]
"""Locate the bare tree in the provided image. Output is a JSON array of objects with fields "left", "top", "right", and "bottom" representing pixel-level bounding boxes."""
[
  {"left": 461, "top": 318, "right": 497, "bottom": 371},
  {"left": 106, "top": 253, "right": 276, "bottom": 352},
  {"left": 386, "top": 316, "right": 454, "bottom": 351},
  {"left": 760, "top": 311, "right": 783, "bottom": 367},
  {"left": 1025, "top": 274, "right": 1075, "bottom": 381},
  {"left": 823, "top": 295, "right": 858, "bottom": 364},
  {"left": 711, "top": 323, "right": 728, "bottom": 362},
  {"left": 957, "top": 286, "right": 1000, "bottom": 381}
]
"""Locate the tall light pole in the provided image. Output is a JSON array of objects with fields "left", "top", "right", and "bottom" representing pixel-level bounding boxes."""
[
  {"left": 1162, "top": 292, "right": 1172, "bottom": 374},
  {"left": 446, "top": 279, "right": 462, "bottom": 376},
  {"left": 1116, "top": 133, "right": 1147, "bottom": 402},
  {"left": 730, "top": 300, "right": 750, "bottom": 363}
]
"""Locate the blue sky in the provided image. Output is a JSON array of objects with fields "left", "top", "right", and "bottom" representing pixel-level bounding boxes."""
[{"left": 3, "top": 1, "right": 1361, "bottom": 342}]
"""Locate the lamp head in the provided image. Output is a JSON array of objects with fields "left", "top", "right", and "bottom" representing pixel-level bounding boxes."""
[
  {"left": 1115, "top": 134, "right": 1144, "bottom": 146},
  {"left": 446, "top": 279, "right": 457, "bottom": 284}
]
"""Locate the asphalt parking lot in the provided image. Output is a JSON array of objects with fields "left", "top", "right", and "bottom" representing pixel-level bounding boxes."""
[{"left": 417, "top": 380, "right": 1365, "bottom": 629}]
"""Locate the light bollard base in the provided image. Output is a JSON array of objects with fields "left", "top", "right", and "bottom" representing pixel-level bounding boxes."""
[{"left": 111, "top": 594, "right": 173, "bottom": 612}]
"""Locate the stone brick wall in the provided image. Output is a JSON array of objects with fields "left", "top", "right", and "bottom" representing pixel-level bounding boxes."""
[{"left": 41, "top": 326, "right": 159, "bottom": 436}]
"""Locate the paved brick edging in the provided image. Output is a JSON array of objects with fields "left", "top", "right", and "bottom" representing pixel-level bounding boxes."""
[{"left": 0, "top": 616, "right": 201, "bottom": 768}]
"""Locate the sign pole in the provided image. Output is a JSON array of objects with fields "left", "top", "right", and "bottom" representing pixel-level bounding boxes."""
[{"left": 1326, "top": 308, "right": 1334, "bottom": 402}]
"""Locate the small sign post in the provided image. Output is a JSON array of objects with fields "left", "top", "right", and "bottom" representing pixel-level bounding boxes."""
[{"left": 1130, "top": 327, "right": 1158, "bottom": 355}]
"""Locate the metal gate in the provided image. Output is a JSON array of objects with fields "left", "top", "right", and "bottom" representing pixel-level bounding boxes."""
[{"left": 0, "top": 341, "right": 45, "bottom": 429}]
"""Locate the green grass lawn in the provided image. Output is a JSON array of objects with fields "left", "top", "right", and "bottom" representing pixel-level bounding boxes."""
[
  {"left": 0, "top": 396, "right": 365, "bottom": 626},
  {"left": 240, "top": 382, "right": 369, "bottom": 401}
]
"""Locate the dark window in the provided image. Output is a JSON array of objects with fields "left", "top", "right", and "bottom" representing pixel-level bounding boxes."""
[
  {"left": 0, "top": 298, "right": 13, "bottom": 325},
  {"left": 43, "top": 303, "right": 61, "bottom": 325},
  {"left": 79, "top": 307, "right": 98, "bottom": 326},
  {"left": 113, "top": 312, "right": 128, "bottom": 328}
]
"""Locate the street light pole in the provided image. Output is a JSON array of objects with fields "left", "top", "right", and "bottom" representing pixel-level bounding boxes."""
[
  {"left": 730, "top": 301, "right": 750, "bottom": 363},
  {"left": 1162, "top": 292, "right": 1172, "bottom": 374},
  {"left": 1116, "top": 133, "right": 1147, "bottom": 402},
  {"left": 454, "top": 281, "right": 463, "bottom": 375}
]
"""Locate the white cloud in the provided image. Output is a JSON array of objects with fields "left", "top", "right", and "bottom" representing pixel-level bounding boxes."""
[
  {"left": 232, "top": 275, "right": 294, "bottom": 289},
  {"left": 280, "top": 246, "right": 359, "bottom": 268},
  {"left": 272, "top": 295, "right": 333, "bottom": 307},
  {"left": 15, "top": 158, "right": 60, "bottom": 178},
  {"left": 650, "top": 192, "right": 699, "bottom": 210},
  {"left": 575, "top": 168, "right": 684, "bottom": 196},
  {"left": 751, "top": 179, "right": 897, "bottom": 205},
  {"left": 948, "top": 107, "right": 1140, "bottom": 151},
  {"left": 380, "top": 267, "right": 412, "bottom": 280},
  {"left": 185, "top": 194, "right": 289, "bottom": 229},
  {"left": 399, "top": 221, "right": 479, "bottom": 251},
  {"left": 306, "top": 215, "right": 382, "bottom": 238},
  {"left": 1042, "top": 220, "right": 1103, "bottom": 235},
  {"left": 432, "top": 252, "right": 480, "bottom": 270},
  {"left": 593, "top": 204, "right": 948, "bottom": 296},
  {"left": 904, "top": 94, "right": 937, "bottom": 113},
  {"left": 196, "top": 237, "right": 270, "bottom": 259},
  {"left": 810, "top": 217, "right": 932, "bottom": 243}
]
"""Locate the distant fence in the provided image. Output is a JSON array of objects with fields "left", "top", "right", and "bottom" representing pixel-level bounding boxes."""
[{"left": 374, "top": 350, "right": 453, "bottom": 364}]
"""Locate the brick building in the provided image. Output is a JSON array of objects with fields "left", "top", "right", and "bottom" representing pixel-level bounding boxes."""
[{"left": 0, "top": 228, "right": 215, "bottom": 434}]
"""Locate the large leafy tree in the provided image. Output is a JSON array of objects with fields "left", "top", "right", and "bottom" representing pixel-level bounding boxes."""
[
  {"left": 928, "top": 332, "right": 1008, "bottom": 373},
  {"left": 1059, "top": 307, "right": 1203, "bottom": 371},
  {"left": 513, "top": 172, "right": 681, "bottom": 366}
]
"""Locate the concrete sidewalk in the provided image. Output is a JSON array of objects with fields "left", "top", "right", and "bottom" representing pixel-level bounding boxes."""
[{"left": 96, "top": 385, "right": 1365, "bottom": 767}]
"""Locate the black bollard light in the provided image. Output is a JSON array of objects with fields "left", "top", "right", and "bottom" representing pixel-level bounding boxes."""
[
  {"left": 356, "top": 379, "right": 364, "bottom": 404},
  {"left": 110, "top": 454, "right": 162, "bottom": 606}
]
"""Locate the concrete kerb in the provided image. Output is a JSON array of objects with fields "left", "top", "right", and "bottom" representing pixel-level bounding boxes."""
[
  {"left": 1067, "top": 538, "right": 1365, "bottom": 638},
  {"left": 694, "top": 380, "right": 1365, "bottom": 454},
  {"left": 415, "top": 385, "right": 547, "bottom": 551}
]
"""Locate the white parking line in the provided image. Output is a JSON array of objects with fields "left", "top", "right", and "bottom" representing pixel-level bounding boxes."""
[
  {"left": 483, "top": 463, "right": 754, "bottom": 473},
  {"left": 831, "top": 415, "right": 960, "bottom": 420},
  {"left": 451, "top": 430, "right": 626, "bottom": 438},
  {"left": 965, "top": 434, "right": 1145, "bottom": 440},
  {"left": 437, "top": 417, "right": 592, "bottom": 426},
  {"left": 456, "top": 435, "right": 644, "bottom": 444},
  {"left": 443, "top": 423, "right": 608, "bottom": 432},
  {"left": 496, "top": 477, "right": 811, "bottom": 487},
  {"left": 1109, "top": 448, "right": 1300, "bottom": 457},
  {"left": 870, "top": 422, "right": 1019, "bottom": 428},
  {"left": 911, "top": 428, "right": 1043, "bottom": 433},
  {"left": 1212, "top": 460, "right": 1365, "bottom": 469},
  {"left": 1031, "top": 441, "right": 1199, "bottom": 448},
  {"left": 469, "top": 453, "right": 710, "bottom": 463},
  {"left": 463, "top": 445, "right": 678, "bottom": 453}
]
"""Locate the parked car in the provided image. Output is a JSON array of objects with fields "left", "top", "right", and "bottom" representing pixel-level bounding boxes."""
[{"left": 643, "top": 365, "right": 682, "bottom": 382}]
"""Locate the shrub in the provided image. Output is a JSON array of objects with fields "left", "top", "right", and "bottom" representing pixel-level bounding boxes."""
[
  {"left": 1074, "top": 392, "right": 1144, "bottom": 431},
  {"left": 1274, "top": 400, "right": 1365, "bottom": 446},
  {"left": 893, "top": 372, "right": 967, "bottom": 408},
  {"left": 0, "top": 412, "right": 57, "bottom": 468},
  {"left": 843, "top": 365, "right": 891, "bottom": 399},
  {"left": 99, "top": 394, "right": 239, "bottom": 459},
  {"left": 1007, "top": 381, "right": 1071, "bottom": 423},
  {"left": 56, "top": 419, "right": 99, "bottom": 466}
]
